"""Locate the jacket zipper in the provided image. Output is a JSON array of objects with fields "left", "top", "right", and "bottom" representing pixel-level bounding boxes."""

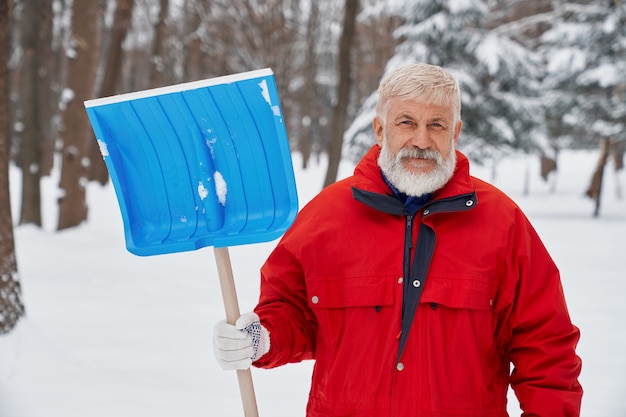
[{"left": 401, "top": 213, "right": 413, "bottom": 321}]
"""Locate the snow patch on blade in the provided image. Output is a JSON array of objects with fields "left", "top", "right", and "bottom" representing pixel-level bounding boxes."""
[
  {"left": 258, "top": 79, "right": 281, "bottom": 117},
  {"left": 97, "top": 140, "right": 109, "bottom": 157},
  {"left": 197, "top": 181, "right": 209, "bottom": 200},
  {"left": 214, "top": 171, "right": 227, "bottom": 206}
]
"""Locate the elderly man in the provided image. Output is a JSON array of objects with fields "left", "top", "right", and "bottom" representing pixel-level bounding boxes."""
[{"left": 214, "top": 63, "right": 583, "bottom": 417}]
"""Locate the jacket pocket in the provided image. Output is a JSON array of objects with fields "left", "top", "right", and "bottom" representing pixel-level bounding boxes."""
[
  {"left": 420, "top": 273, "right": 496, "bottom": 311},
  {"left": 305, "top": 274, "right": 399, "bottom": 408},
  {"left": 416, "top": 273, "right": 505, "bottom": 411},
  {"left": 306, "top": 274, "right": 396, "bottom": 309}
]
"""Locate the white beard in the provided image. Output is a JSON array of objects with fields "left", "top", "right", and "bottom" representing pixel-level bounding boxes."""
[{"left": 378, "top": 136, "right": 457, "bottom": 197}]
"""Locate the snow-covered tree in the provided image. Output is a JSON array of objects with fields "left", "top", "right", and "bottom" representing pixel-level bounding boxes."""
[
  {"left": 540, "top": 0, "right": 626, "bottom": 150},
  {"left": 346, "top": 0, "right": 548, "bottom": 162},
  {"left": 540, "top": 0, "right": 626, "bottom": 216}
]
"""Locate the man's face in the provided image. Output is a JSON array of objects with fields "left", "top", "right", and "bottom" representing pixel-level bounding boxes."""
[{"left": 373, "top": 99, "right": 463, "bottom": 196}]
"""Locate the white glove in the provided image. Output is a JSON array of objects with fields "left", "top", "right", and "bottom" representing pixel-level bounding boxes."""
[{"left": 213, "top": 312, "right": 270, "bottom": 370}]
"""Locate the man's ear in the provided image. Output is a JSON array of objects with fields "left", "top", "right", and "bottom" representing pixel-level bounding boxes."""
[
  {"left": 373, "top": 117, "right": 384, "bottom": 146},
  {"left": 453, "top": 120, "right": 463, "bottom": 146}
]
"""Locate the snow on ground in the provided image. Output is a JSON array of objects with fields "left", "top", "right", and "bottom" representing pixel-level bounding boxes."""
[{"left": 1, "top": 149, "right": 625, "bottom": 416}]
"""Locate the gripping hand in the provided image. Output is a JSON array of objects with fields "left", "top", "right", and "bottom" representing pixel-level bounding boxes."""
[{"left": 213, "top": 312, "right": 270, "bottom": 370}]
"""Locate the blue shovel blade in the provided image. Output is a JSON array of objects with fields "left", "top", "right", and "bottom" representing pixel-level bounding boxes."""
[{"left": 84, "top": 68, "right": 298, "bottom": 256}]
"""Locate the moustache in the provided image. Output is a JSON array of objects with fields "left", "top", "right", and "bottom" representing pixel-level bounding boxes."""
[{"left": 396, "top": 148, "right": 443, "bottom": 163}]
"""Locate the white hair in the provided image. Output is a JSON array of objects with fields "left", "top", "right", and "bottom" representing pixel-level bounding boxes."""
[{"left": 376, "top": 63, "right": 461, "bottom": 125}]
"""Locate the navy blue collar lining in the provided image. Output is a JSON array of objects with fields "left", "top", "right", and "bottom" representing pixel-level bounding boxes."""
[{"left": 381, "top": 170, "right": 431, "bottom": 214}]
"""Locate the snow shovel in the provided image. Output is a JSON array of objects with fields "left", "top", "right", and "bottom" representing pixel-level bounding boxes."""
[{"left": 84, "top": 68, "right": 299, "bottom": 417}]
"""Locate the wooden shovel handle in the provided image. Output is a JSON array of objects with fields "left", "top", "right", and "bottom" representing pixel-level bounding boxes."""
[{"left": 214, "top": 246, "right": 260, "bottom": 417}]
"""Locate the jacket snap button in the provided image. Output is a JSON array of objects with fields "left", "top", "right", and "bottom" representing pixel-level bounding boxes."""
[
  {"left": 311, "top": 296, "right": 319, "bottom": 304},
  {"left": 396, "top": 362, "right": 404, "bottom": 371},
  {"left": 466, "top": 200, "right": 474, "bottom": 207},
  {"left": 423, "top": 209, "right": 430, "bottom": 215},
  {"left": 412, "top": 280, "right": 421, "bottom": 288},
  {"left": 397, "top": 277, "right": 403, "bottom": 284}
]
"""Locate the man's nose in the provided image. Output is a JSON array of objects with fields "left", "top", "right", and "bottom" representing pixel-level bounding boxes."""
[{"left": 409, "top": 126, "right": 432, "bottom": 149}]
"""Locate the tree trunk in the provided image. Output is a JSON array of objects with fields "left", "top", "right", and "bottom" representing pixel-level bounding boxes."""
[
  {"left": 613, "top": 140, "right": 624, "bottom": 199},
  {"left": 38, "top": 0, "right": 55, "bottom": 177},
  {"left": 0, "top": 0, "right": 26, "bottom": 334},
  {"left": 150, "top": 0, "right": 169, "bottom": 88},
  {"left": 182, "top": 0, "right": 204, "bottom": 82},
  {"left": 57, "top": 0, "right": 100, "bottom": 230},
  {"left": 44, "top": 0, "right": 70, "bottom": 176},
  {"left": 298, "top": 0, "right": 320, "bottom": 170},
  {"left": 99, "top": 0, "right": 133, "bottom": 97},
  {"left": 18, "top": 0, "right": 44, "bottom": 226},
  {"left": 585, "top": 137, "right": 611, "bottom": 218},
  {"left": 323, "top": 0, "right": 359, "bottom": 188},
  {"left": 88, "top": 0, "right": 134, "bottom": 185}
]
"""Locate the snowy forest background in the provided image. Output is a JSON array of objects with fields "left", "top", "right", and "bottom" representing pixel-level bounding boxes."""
[{"left": 0, "top": 0, "right": 625, "bottom": 389}]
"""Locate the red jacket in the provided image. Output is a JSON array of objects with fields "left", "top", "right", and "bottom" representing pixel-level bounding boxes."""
[{"left": 254, "top": 145, "right": 582, "bottom": 417}]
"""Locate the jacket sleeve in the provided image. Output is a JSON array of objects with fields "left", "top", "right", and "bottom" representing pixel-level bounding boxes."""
[
  {"left": 252, "top": 238, "right": 317, "bottom": 368},
  {"left": 498, "top": 211, "right": 583, "bottom": 416}
]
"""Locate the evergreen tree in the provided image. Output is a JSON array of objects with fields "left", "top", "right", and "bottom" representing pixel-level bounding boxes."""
[
  {"left": 346, "top": 0, "right": 548, "bottom": 162},
  {"left": 541, "top": 0, "right": 626, "bottom": 150},
  {"left": 540, "top": 0, "right": 626, "bottom": 215}
]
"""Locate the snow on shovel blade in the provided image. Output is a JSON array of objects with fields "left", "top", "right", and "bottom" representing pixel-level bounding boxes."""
[{"left": 84, "top": 68, "right": 298, "bottom": 256}]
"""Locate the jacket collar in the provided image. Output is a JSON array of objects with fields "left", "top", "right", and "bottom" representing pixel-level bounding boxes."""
[
  {"left": 351, "top": 145, "right": 477, "bottom": 216},
  {"left": 382, "top": 172, "right": 431, "bottom": 214}
]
